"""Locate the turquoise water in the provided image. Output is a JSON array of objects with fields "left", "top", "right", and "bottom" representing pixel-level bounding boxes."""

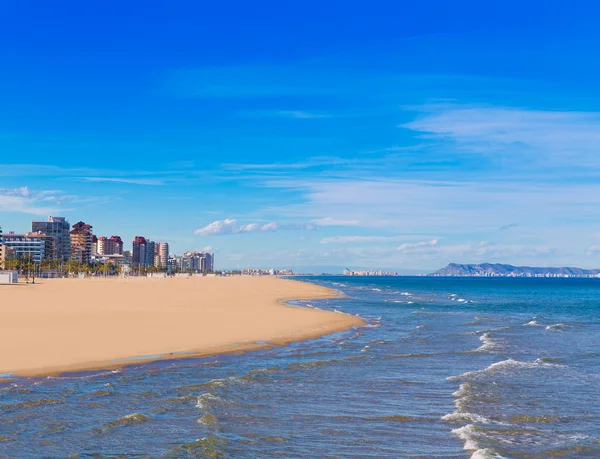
[{"left": 1, "top": 276, "right": 599, "bottom": 458}]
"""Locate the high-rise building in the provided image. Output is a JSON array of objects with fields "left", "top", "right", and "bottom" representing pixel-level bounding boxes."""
[
  {"left": 132, "top": 236, "right": 147, "bottom": 267},
  {"left": 91, "top": 234, "right": 98, "bottom": 254},
  {"left": 110, "top": 235, "right": 124, "bottom": 255},
  {"left": 145, "top": 240, "right": 155, "bottom": 267},
  {"left": 132, "top": 237, "right": 157, "bottom": 268},
  {"left": 155, "top": 242, "right": 169, "bottom": 268},
  {"left": 176, "top": 251, "right": 215, "bottom": 273},
  {"left": 32, "top": 216, "right": 71, "bottom": 261},
  {"left": 0, "top": 242, "right": 6, "bottom": 270},
  {"left": 70, "top": 221, "right": 93, "bottom": 264},
  {"left": 203, "top": 252, "right": 214, "bottom": 272},
  {"left": 97, "top": 235, "right": 124, "bottom": 255},
  {"left": 0, "top": 231, "right": 53, "bottom": 263}
]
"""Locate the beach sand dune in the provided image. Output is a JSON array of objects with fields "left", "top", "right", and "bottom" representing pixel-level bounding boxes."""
[{"left": 0, "top": 276, "right": 363, "bottom": 377}]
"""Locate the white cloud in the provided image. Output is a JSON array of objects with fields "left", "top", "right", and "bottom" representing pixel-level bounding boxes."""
[
  {"left": 321, "top": 235, "right": 424, "bottom": 244},
  {"left": 81, "top": 177, "right": 164, "bottom": 185},
  {"left": 0, "top": 187, "right": 64, "bottom": 215},
  {"left": 586, "top": 246, "right": 600, "bottom": 256},
  {"left": 277, "top": 110, "right": 329, "bottom": 119},
  {"left": 194, "top": 219, "right": 308, "bottom": 236},
  {"left": 194, "top": 219, "right": 238, "bottom": 236},
  {"left": 312, "top": 217, "right": 361, "bottom": 227},
  {"left": 397, "top": 239, "right": 439, "bottom": 253},
  {"left": 402, "top": 104, "right": 600, "bottom": 167}
]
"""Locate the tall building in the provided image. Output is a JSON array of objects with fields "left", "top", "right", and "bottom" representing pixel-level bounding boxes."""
[
  {"left": 0, "top": 242, "right": 6, "bottom": 270},
  {"left": 32, "top": 216, "right": 71, "bottom": 261},
  {"left": 145, "top": 240, "right": 156, "bottom": 267},
  {"left": 70, "top": 221, "right": 93, "bottom": 264},
  {"left": 110, "top": 235, "right": 124, "bottom": 254},
  {"left": 132, "top": 237, "right": 157, "bottom": 268},
  {"left": 132, "top": 236, "right": 146, "bottom": 267},
  {"left": 91, "top": 234, "right": 98, "bottom": 254},
  {"left": 0, "top": 231, "right": 53, "bottom": 263},
  {"left": 155, "top": 242, "right": 169, "bottom": 268},
  {"left": 203, "top": 252, "right": 214, "bottom": 272},
  {"left": 176, "top": 251, "right": 215, "bottom": 273},
  {"left": 97, "top": 235, "right": 124, "bottom": 255}
]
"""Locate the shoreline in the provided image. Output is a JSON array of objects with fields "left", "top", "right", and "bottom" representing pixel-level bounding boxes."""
[{"left": 0, "top": 277, "right": 363, "bottom": 378}]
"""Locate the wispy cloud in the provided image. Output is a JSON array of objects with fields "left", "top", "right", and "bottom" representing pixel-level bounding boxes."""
[
  {"left": 194, "top": 219, "right": 313, "bottom": 236},
  {"left": 321, "top": 235, "right": 423, "bottom": 244},
  {"left": 500, "top": 223, "right": 518, "bottom": 231},
  {"left": 240, "top": 110, "right": 331, "bottom": 119},
  {"left": 402, "top": 104, "right": 600, "bottom": 169},
  {"left": 397, "top": 239, "right": 439, "bottom": 253},
  {"left": 0, "top": 187, "right": 59, "bottom": 215},
  {"left": 313, "top": 217, "right": 361, "bottom": 227},
  {"left": 586, "top": 246, "right": 600, "bottom": 256},
  {"left": 80, "top": 177, "right": 164, "bottom": 185}
]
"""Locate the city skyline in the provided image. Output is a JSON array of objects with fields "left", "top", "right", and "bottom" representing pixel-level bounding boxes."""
[
  {"left": 2, "top": 2, "right": 600, "bottom": 272},
  {"left": 1, "top": 216, "right": 216, "bottom": 274}
]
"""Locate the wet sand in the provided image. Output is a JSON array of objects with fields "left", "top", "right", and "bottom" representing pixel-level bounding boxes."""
[{"left": 0, "top": 276, "right": 363, "bottom": 377}]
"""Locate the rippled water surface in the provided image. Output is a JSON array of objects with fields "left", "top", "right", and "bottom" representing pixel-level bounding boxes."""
[{"left": 1, "top": 276, "right": 599, "bottom": 458}]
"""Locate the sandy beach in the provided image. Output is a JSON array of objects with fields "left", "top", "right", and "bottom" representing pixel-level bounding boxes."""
[{"left": 0, "top": 276, "right": 363, "bottom": 377}]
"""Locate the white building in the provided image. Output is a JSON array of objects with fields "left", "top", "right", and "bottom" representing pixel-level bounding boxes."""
[
  {"left": 156, "top": 242, "right": 169, "bottom": 268},
  {"left": 0, "top": 271, "right": 18, "bottom": 284}
]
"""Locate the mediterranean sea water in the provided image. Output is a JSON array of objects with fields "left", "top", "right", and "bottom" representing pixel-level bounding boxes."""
[{"left": 1, "top": 276, "right": 599, "bottom": 458}]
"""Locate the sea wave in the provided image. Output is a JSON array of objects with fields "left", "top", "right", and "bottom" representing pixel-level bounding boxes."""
[
  {"left": 524, "top": 319, "right": 544, "bottom": 326},
  {"left": 447, "top": 358, "right": 564, "bottom": 382},
  {"left": 451, "top": 425, "right": 507, "bottom": 459}
]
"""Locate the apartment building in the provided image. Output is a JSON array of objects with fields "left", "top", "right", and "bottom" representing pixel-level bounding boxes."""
[{"left": 32, "top": 216, "right": 71, "bottom": 261}]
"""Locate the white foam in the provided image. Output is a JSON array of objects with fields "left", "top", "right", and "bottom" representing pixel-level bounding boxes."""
[
  {"left": 401, "top": 292, "right": 412, "bottom": 296},
  {"left": 196, "top": 393, "right": 220, "bottom": 410},
  {"left": 457, "top": 298, "right": 467, "bottom": 303},
  {"left": 447, "top": 358, "right": 563, "bottom": 382},
  {"left": 471, "top": 449, "right": 506, "bottom": 459},
  {"left": 442, "top": 411, "right": 492, "bottom": 424},
  {"left": 453, "top": 382, "right": 471, "bottom": 397},
  {"left": 451, "top": 425, "right": 507, "bottom": 458},
  {"left": 524, "top": 320, "right": 543, "bottom": 326},
  {"left": 546, "top": 323, "right": 567, "bottom": 331},
  {"left": 452, "top": 424, "right": 480, "bottom": 451},
  {"left": 475, "top": 332, "right": 503, "bottom": 352}
]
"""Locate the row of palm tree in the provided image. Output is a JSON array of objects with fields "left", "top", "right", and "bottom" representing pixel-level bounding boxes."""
[{"left": 2, "top": 256, "right": 127, "bottom": 277}]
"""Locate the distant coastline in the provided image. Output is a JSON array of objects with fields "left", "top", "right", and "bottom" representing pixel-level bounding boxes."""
[{"left": 430, "top": 262, "right": 600, "bottom": 278}]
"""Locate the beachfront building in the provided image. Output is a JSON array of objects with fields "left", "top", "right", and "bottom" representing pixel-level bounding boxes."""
[
  {"left": 70, "top": 221, "right": 94, "bottom": 264},
  {"left": 97, "top": 235, "right": 124, "bottom": 255},
  {"left": 132, "top": 236, "right": 156, "bottom": 268},
  {"left": 145, "top": 240, "right": 156, "bottom": 267},
  {"left": 155, "top": 242, "right": 169, "bottom": 268},
  {"left": 241, "top": 268, "right": 291, "bottom": 276},
  {"left": 132, "top": 236, "right": 147, "bottom": 267},
  {"left": 90, "top": 253, "right": 127, "bottom": 268},
  {"left": 0, "top": 231, "right": 54, "bottom": 263},
  {"left": 0, "top": 242, "right": 6, "bottom": 269},
  {"left": 174, "top": 251, "right": 215, "bottom": 273},
  {"left": 91, "top": 234, "right": 98, "bottom": 255},
  {"left": 32, "top": 216, "right": 71, "bottom": 261}
]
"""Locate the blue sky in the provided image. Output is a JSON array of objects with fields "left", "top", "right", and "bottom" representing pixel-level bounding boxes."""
[{"left": 2, "top": 1, "right": 600, "bottom": 272}]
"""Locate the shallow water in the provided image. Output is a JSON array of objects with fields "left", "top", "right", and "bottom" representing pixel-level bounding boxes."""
[{"left": 1, "top": 276, "right": 599, "bottom": 458}]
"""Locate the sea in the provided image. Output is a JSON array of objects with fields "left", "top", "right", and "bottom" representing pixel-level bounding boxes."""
[{"left": 1, "top": 276, "right": 599, "bottom": 458}]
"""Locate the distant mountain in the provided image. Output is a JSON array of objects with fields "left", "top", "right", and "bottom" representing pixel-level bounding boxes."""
[{"left": 430, "top": 263, "right": 600, "bottom": 277}]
